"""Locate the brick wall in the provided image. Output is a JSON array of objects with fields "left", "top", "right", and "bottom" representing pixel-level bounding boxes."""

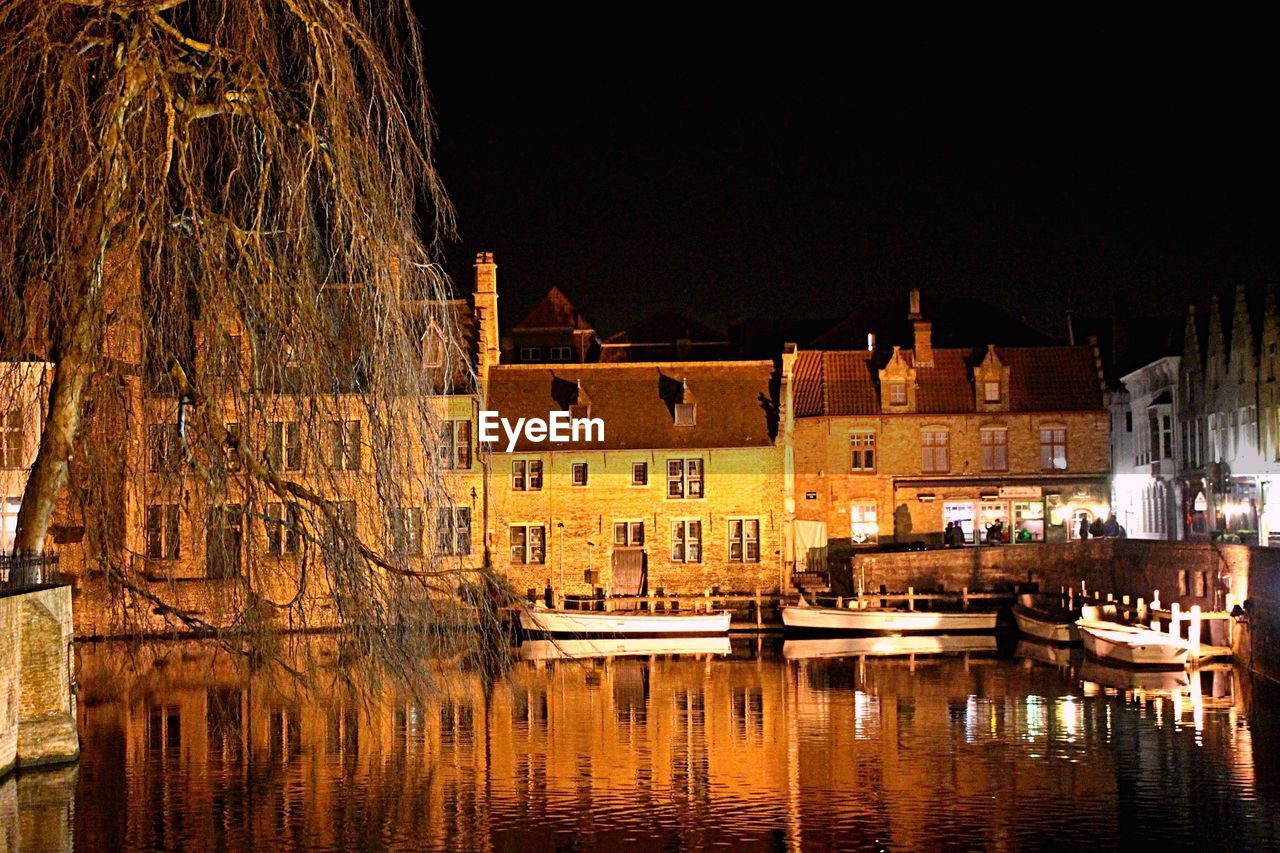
[{"left": 0, "top": 585, "right": 78, "bottom": 777}]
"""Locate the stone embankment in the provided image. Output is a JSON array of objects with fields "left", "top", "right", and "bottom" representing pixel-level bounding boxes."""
[{"left": 1, "top": 585, "right": 78, "bottom": 779}]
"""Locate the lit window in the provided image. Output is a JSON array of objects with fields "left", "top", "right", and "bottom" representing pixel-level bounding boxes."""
[
  {"left": 1040, "top": 428, "right": 1067, "bottom": 470},
  {"left": 981, "top": 428, "right": 1008, "bottom": 472},
  {"left": 921, "top": 429, "right": 949, "bottom": 473},
  {"left": 671, "top": 520, "right": 702, "bottom": 562},
  {"left": 509, "top": 524, "right": 545, "bottom": 564},
  {"left": 850, "top": 502, "right": 878, "bottom": 544},
  {"left": 850, "top": 432, "right": 876, "bottom": 471},
  {"left": 983, "top": 381, "right": 1000, "bottom": 403},
  {"left": 571, "top": 462, "right": 589, "bottom": 486},
  {"left": 728, "top": 518, "right": 760, "bottom": 563}
]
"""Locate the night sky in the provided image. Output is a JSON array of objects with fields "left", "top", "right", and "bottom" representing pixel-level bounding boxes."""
[{"left": 419, "top": 18, "right": 1276, "bottom": 342}]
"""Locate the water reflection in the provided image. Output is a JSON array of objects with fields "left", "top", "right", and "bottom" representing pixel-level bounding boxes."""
[{"left": 18, "top": 637, "right": 1280, "bottom": 850}]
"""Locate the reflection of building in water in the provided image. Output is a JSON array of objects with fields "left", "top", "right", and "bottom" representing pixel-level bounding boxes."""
[{"left": 68, "top": 640, "right": 1269, "bottom": 851}]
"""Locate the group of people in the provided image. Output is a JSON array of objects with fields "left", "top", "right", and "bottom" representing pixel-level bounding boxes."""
[{"left": 1077, "top": 513, "right": 1126, "bottom": 540}]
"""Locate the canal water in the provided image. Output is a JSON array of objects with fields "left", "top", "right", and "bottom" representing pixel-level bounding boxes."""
[{"left": 15, "top": 636, "right": 1280, "bottom": 850}]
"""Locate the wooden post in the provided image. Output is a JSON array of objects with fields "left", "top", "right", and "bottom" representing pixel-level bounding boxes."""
[
  {"left": 962, "top": 586, "right": 970, "bottom": 610},
  {"left": 1106, "top": 592, "right": 1114, "bottom": 602},
  {"left": 1137, "top": 597, "right": 1146, "bottom": 623},
  {"left": 1170, "top": 601, "right": 1181, "bottom": 639},
  {"left": 907, "top": 586, "right": 915, "bottom": 611},
  {"left": 1189, "top": 605, "right": 1202, "bottom": 659},
  {"left": 1121, "top": 594, "right": 1130, "bottom": 606},
  {"left": 1152, "top": 588, "right": 1161, "bottom": 611},
  {"left": 836, "top": 596, "right": 843, "bottom": 610},
  {"left": 1067, "top": 587, "right": 1074, "bottom": 609},
  {"left": 755, "top": 588, "right": 763, "bottom": 628}
]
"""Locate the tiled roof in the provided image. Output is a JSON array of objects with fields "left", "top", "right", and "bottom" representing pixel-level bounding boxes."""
[
  {"left": 513, "top": 286, "right": 594, "bottom": 331},
  {"left": 486, "top": 361, "right": 779, "bottom": 451},
  {"left": 998, "top": 346, "right": 1102, "bottom": 412},
  {"left": 795, "top": 345, "right": 1103, "bottom": 417}
]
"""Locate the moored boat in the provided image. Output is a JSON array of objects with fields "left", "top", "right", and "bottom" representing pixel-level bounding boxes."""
[
  {"left": 781, "top": 598, "right": 998, "bottom": 634},
  {"left": 1076, "top": 617, "right": 1189, "bottom": 668},
  {"left": 519, "top": 636, "right": 732, "bottom": 661},
  {"left": 518, "top": 604, "right": 731, "bottom": 637},
  {"left": 1012, "top": 594, "right": 1080, "bottom": 644},
  {"left": 782, "top": 634, "right": 997, "bottom": 660}
]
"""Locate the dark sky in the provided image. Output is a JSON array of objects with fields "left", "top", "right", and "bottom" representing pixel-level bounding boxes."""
[{"left": 418, "top": 17, "right": 1276, "bottom": 341}]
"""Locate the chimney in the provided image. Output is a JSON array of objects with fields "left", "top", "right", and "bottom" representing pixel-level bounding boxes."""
[
  {"left": 867, "top": 332, "right": 875, "bottom": 352},
  {"left": 909, "top": 290, "right": 932, "bottom": 366},
  {"left": 473, "top": 251, "right": 500, "bottom": 390}
]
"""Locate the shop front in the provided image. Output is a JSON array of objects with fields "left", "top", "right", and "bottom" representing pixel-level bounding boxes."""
[{"left": 940, "top": 487, "right": 1051, "bottom": 545}]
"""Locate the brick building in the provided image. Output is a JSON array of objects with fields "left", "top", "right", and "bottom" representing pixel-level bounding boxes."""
[{"left": 791, "top": 291, "right": 1110, "bottom": 560}]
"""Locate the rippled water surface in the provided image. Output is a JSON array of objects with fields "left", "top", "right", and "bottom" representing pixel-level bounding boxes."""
[{"left": 15, "top": 636, "right": 1280, "bottom": 850}]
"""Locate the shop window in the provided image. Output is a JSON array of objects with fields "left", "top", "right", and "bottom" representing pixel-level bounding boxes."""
[
  {"left": 850, "top": 502, "right": 878, "bottom": 545},
  {"left": 850, "top": 432, "right": 876, "bottom": 472},
  {"left": 1012, "top": 501, "right": 1044, "bottom": 542},
  {"left": 921, "top": 429, "right": 949, "bottom": 473},
  {"left": 944, "top": 501, "right": 975, "bottom": 545},
  {"left": 980, "top": 428, "right": 1007, "bottom": 472}
]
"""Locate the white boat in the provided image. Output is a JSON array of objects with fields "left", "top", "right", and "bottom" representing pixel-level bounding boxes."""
[
  {"left": 518, "top": 604, "right": 731, "bottom": 636},
  {"left": 781, "top": 599, "right": 998, "bottom": 634},
  {"left": 1077, "top": 620, "right": 1190, "bottom": 668},
  {"left": 782, "top": 634, "right": 997, "bottom": 660},
  {"left": 1012, "top": 595, "right": 1080, "bottom": 644},
  {"left": 519, "top": 636, "right": 732, "bottom": 661}
]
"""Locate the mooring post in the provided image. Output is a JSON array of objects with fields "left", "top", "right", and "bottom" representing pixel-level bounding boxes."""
[
  {"left": 755, "top": 588, "right": 762, "bottom": 628},
  {"left": 836, "top": 596, "right": 843, "bottom": 610},
  {"left": 1189, "top": 605, "right": 1202, "bottom": 659},
  {"left": 1137, "top": 597, "right": 1146, "bottom": 623},
  {"left": 962, "top": 586, "right": 970, "bottom": 610},
  {"left": 908, "top": 586, "right": 915, "bottom": 611},
  {"left": 1152, "top": 588, "right": 1161, "bottom": 610},
  {"left": 1067, "top": 587, "right": 1075, "bottom": 609}
]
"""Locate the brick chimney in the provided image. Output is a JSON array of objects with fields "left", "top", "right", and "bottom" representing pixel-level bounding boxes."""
[
  {"left": 909, "top": 289, "right": 932, "bottom": 366},
  {"left": 473, "top": 251, "right": 500, "bottom": 390}
]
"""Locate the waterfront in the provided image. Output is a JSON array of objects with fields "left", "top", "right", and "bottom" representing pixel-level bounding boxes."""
[{"left": 10, "top": 637, "right": 1280, "bottom": 851}]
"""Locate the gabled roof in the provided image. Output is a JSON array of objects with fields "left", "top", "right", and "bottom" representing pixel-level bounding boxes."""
[
  {"left": 794, "top": 345, "right": 1103, "bottom": 417},
  {"left": 486, "top": 361, "right": 778, "bottom": 451},
  {"left": 513, "top": 286, "right": 594, "bottom": 331}
]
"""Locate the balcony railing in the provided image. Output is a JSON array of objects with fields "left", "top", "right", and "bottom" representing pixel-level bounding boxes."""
[{"left": 0, "top": 553, "right": 61, "bottom": 589}]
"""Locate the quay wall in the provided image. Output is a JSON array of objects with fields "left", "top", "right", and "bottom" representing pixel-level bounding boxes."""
[{"left": 0, "top": 585, "right": 79, "bottom": 778}]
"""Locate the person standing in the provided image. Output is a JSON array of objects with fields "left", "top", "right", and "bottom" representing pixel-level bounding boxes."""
[{"left": 1077, "top": 515, "right": 1090, "bottom": 541}]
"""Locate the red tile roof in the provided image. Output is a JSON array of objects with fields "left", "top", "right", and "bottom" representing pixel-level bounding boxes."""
[
  {"left": 513, "top": 287, "right": 594, "bottom": 331},
  {"left": 795, "top": 346, "right": 1102, "bottom": 416},
  {"left": 486, "top": 362, "right": 779, "bottom": 451}
]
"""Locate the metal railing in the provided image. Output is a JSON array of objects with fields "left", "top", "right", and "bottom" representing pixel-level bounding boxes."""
[{"left": 0, "top": 553, "right": 61, "bottom": 589}]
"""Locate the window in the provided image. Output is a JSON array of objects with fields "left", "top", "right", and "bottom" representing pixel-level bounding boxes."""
[
  {"left": 145, "top": 504, "right": 180, "bottom": 560},
  {"left": 267, "top": 421, "right": 303, "bottom": 471},
  {"left": 326, "top": 500, "right": 357, "bottom": 546},
  {"left": 571, "top": 462, "right": 589, "bottom": 486},
  {"left": 1162, "top": 413, "right": 1174, "bottom": 460},
  {"left": 329, "top": 420, "right": 361, "bottom": 471},
  {"left": 1125, "top": 411, "right": 1133, "bottom": 432},
  {"left": 510, "top": 524, "right": 545, "bottom": 564},
  {"left": 674, "top": 403, "right": 696, "bottom": 426},
  {"left": 671, "top": 520, "right": 702, "bottom": 562},
  {"left": 148, "top": 423, "right": 182, "bottom": 472},
  {"left": 983, "top": 380, "right": 1001, "bottom": 403},
  {"left": 921, "top": 429, "right": 949, "bottom": 473},
  {"left": 889, "top": 382, "right": 907, "bottom": 405},
  {"left": 434, "top": 507, "right": 471, "bottom": 556},
  {"left": 666, "top": 458, "right": 704, "bottom": 499},
  {"left": 265, "top": 502, "right": 300, "bottom": 556},
  {"left": 519, "top": 347, "right": 542, "bottom": 362},
  {"left": 1, "top": 410, "right": 24, "bottom": 469},
  {"left": 550, "top": 346, "right": 571, "bottom": 361},
  {"left": 613, "top": 521, "right": 645, "bottom": 547},
  {"left": 850, "top": 502, "right": 878, "bottom": 545},
  {"left": 391, "top": 507, "right": 424, "bottom": 556},
  {"left": 849, "top": 432, "right": 876, "bottom": 472},
  {"left": 1040, "top": 428, "right": 1067, "bottom": 470},
  {"left": 980, "top": 428, "right": 1007, "bottom": 472},
  {"left": 728, "top": 518, "right": 760, "bottom": 563},
  {"left": 631, "top": 462, "right": 648, "bottom": 486},
  {"left": 512, "top": 459, "right": 543, "bottom": 491},
  {"left": 439, "top": 420, "right": 472, "bottom": 469}
]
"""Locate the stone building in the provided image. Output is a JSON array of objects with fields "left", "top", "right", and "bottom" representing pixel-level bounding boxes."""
[
  {"left": 505, "top": 286, "right": 599, "bottom": 364},
  {"left": 1111, "top": 355, "right": 1182, "bottom": 539},
  {"left": 791, "top": 291, "right": 1110, "bottom": 559}
]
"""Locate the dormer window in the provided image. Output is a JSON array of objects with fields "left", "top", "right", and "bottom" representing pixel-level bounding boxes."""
[
  {"left": 983, "top": 380, "right": 1001, "bottom": 403},
  {"left": 674, "top": 403, "right": 696, "bottom": 426},
  {"left": 889, "top": 382, "right": 907, "bottom": 406},
  {"left": 569, "top": 403, "right": 590, "bottom": 420}
]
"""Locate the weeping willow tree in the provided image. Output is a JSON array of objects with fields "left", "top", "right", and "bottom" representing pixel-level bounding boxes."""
[{"left": 0, "top": 1, "right": 506, "bottom": 682}]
